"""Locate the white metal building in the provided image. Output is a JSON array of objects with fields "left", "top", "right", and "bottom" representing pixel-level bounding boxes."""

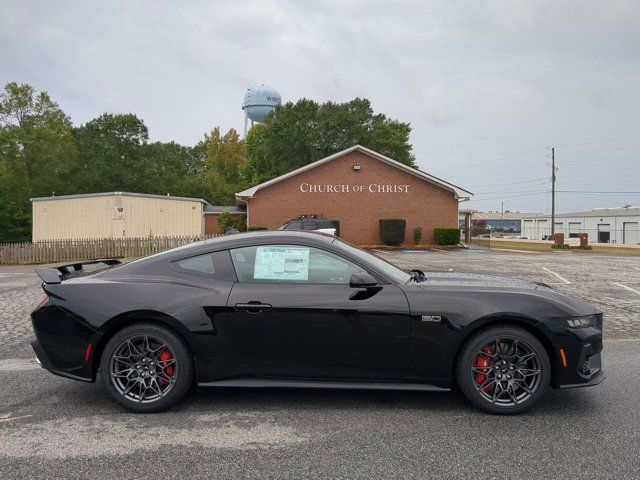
[
  {"left": 521, "top": 206, "right": 640, "bottom": 245},
  {"left": 31, "top": 192, "right": 210, "bottom": 242}
]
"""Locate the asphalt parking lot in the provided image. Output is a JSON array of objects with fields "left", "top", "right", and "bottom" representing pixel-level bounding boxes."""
[{"left": 1, "top": 247, "right": 639, "bottom": 479}]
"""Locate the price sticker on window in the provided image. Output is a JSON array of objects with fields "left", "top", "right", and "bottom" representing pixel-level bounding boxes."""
[{"left": 253, "top": 246, "right": 310, "bottom": 281}]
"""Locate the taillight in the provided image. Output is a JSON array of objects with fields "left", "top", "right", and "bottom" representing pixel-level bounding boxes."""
[{"left": 34, "top": 294, "right": 49, "bottom": 311}]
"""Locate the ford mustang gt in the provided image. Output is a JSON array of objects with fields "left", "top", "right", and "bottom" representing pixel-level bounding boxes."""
[{"left": 30, "top": 231, "right": 604, "bottom": 414}]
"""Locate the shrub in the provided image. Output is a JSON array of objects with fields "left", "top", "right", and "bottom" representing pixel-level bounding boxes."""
[
  {"left": 433, "top": 228, "right": 460, "bottom": 245},
  {"left": 247, "top": 226, "right": 268, "bottom": 231},
  {"left": 217, "top": 211, "right": 247, "bottom": 234},
  {"left": 379, "top": 219, "right": 406, "bottom": 246},
  {"left": 551, "top": 243, "right": 570, "bottom": 249},
  {"left": 412, "top": 227, "right": 423, "bottom": 244}
]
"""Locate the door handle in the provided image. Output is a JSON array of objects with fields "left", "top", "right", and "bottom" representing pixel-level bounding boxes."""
[{"left": 235, "top": 302, "right": 272, "bottom": 314}]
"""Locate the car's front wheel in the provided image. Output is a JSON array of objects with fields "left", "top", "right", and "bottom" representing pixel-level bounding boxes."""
[
  {"left": 456, "top": 325, "right": 551, "bottom": 414},
  {"left": 100, "top": 323, "right": 193, "bottom": 413}
]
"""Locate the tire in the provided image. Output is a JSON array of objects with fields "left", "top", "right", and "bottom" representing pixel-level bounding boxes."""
[
  {"left": 100, "top": 322, "right": 194, "bottom": 413},
  {"left": 456, "top": 325, "right": 551, "bottom": 415}
]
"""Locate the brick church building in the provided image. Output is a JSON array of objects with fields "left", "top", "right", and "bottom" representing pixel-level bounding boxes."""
[{"left": 235, "top": 145, "right": 472, "bottom": 246}]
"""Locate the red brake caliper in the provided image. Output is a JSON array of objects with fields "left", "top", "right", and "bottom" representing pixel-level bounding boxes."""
[
  {"left": 475, "top": 346, "right": 492, "bottom": 392},
  {"left": 158, "top": 350, "right": 174, "bottom": 383}
]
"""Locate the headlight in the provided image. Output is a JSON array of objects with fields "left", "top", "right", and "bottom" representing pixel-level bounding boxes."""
[{"left": 557, "top": 315, "right": 596, "bottom": 328}]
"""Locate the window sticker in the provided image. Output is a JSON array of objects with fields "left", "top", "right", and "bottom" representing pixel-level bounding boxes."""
[{"left": 254, "top": 246, "right": 310, "bottom": 281}]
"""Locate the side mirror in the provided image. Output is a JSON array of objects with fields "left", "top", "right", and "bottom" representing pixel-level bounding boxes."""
[{"left": 349, "top": 271, "right": 378, "bottom": 288}]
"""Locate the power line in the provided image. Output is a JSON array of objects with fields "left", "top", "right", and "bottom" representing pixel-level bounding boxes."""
[
  {"left": 558, "top": 190, "right": 640, "bottom": 194},
  {"left": 450, "top": 162, "right": 548, "bottom": 182},
  {"left": 554, "top": 136, "right": 640, "bottom": 147},
  {"left": 468, "top": 190, "right": 550, "bottom": 202},
  {"left": 558, "top": 146, "right": 640, "bottom": 155},
  {"left": 471, "top": 181, "right": 551, "bottom": 196},
  {"left": 561, "top": 155, "right": 639, "bottom": 165},
  {"left": 431, "top": 148, "right": 547, "bottom": 176},
  {"left": 467, "top": 177, "right": 550, "bottom": 188},
  {"left": 561, "top": 191, "right": 635, "bottom": 206},
  {"left": 566, "top": 174, "right": 640, "bottom": 179}
]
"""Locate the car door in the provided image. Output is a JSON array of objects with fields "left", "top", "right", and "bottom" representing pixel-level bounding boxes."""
[{"left": 226, "top": 244, "right": 411, "bottom": 380}]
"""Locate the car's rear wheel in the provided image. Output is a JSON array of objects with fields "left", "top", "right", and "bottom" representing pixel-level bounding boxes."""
[
  {"left": 456, "top": 325, "right": 551, "bottom": 414},
  {"left": 100, "top": 323, "right": 193, "bottom": 413}
]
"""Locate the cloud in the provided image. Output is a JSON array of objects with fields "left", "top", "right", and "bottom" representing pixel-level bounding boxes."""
[{"left": 1, "top": 0, "right": 639, "bottom": 212}]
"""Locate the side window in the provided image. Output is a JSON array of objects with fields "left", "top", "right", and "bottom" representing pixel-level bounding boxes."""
[
  {"left": 172, "top": 250, "right": 236, "bottom": 281},
  {"left": 177, "top": 254, "right": 215, "bottom": 274},
  {"left": 230, "top": 245, "right": 365, "bottom": 284}
]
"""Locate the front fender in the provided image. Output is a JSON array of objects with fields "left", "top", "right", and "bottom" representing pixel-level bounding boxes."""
[{"left": 402, "top": 286, "right": 596, "bottom": 385}]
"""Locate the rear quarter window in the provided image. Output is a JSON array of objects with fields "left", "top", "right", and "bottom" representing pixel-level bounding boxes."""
[
  {"left": 172, "top": 250, "right": 236, "bottom": 281},
  {"left": 176, "top": 255, "right": 215, "bottom": 274}
]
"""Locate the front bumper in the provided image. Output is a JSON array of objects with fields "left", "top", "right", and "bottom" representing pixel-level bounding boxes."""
[
  {"left": 546, "top": 322, "right": 605, "bottom": 389},
  {"left": 557, "top": 368, "right": 605, "bottom": 389}
]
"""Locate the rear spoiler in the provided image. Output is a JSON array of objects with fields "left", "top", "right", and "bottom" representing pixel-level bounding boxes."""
[{"left": 35, "top": 259, "right": 122, "bottom": 284}]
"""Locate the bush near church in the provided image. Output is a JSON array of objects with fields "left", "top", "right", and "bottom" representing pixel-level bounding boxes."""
[
  {"left": 379, "top": 219, "right": 406, "bottom": 246},
  {"left": 412, "top": 227, "right": 423, "bottom": 244},
  {"left": 217, "top": 210, "right": 247, "bottom": 234},
  {"left": 434, "top": 228, "right": 461, "bottom": 245}
]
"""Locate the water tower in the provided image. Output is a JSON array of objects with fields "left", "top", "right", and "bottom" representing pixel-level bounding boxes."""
[{"left": 242, "top": 85, "right": 281, "bottom": 136}]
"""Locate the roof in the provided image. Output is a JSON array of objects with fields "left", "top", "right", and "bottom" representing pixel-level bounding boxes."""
[
  {"left": 462, "top": 212, "right": 542, "bottom": 221},
  {"left": 31, "top": 191, "right": 211, "bottom": 204},
  {"left": 203, "top": 205, "right": 246, "bottom": 214},
  {"left": 522, "top": 206, "right": 640, "bottom": 219},
  {"left": 114, "top": 231, "right": 338, "bottom": 268},
  {"left": 235, "top": 145, "right": 473, "bottom": 202}
]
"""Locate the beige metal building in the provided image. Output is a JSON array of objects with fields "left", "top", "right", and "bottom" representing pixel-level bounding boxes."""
[{"left": 31, "top": 192, "right": 210, "bottom": 241}]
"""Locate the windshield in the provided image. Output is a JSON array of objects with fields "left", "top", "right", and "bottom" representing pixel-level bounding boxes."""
[{"left": 332, "top": 238, "right": 411, "bottom": 284}]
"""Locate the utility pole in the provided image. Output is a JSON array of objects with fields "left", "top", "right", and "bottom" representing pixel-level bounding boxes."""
[
  {"left": 501, "top": 202, "right": 504, "bottom": 220},
  {"left": 551, "top": 147, "right": 556, "bottom": 237}
]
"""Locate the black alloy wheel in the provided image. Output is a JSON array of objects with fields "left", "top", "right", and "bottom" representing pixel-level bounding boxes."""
[
  {"left": 457, "top": 325, "right": 551, "bottom": 414},
  {"left": 100, "top": 323, "right": 193, "bottom": 413}
]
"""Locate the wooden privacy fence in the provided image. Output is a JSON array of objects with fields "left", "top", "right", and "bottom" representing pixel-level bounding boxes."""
[{"left": 0, "top": 235, "right": 222, "bottom": 265}]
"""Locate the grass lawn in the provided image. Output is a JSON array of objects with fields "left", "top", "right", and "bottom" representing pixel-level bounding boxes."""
[{"left": 474, "top": 239, "right": 640, "bottom": 255}]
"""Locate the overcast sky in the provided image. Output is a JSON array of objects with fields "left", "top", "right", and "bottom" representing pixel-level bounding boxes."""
[{"left": 2, "top": 0, "right": 640, "bottom": 213}]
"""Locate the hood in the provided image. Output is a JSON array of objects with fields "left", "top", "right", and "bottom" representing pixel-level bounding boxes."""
[
  {"left": 413, "top": 272, "right": 554, "bottom": 291},
  {"left": 409, "top": 272, "right": 596, "bottom": 315}
]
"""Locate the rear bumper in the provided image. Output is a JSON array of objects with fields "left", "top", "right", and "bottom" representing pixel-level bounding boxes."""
[
  {"left": 30, "top": 303, "right": 97, "bottom": 383},
  {"left": 31, "top": 338, "right": 92, "bottom": 383}
]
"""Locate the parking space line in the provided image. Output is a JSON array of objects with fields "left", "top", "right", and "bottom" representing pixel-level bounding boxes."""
[
  {"left": 541, "top": 267, "right": 571, "bottom": 284},
  {"left": 613, "top": 283, "right": 640, "bottom": 296}
]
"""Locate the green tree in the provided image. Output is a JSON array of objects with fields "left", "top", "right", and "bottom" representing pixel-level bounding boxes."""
[
  {"left": 244, "top": 97, "right": 415, "bottom": 183},
  {"left": 72, "top": 113, "right": 149, "bottom": 192},
  {"left": 0, "top": 82, "right": 77, "bottom": 242},
  {"left": 197, "top": 127, "right": 247, "bottom": 205},
  {"left": 139, "top": 141, "right": 205, "bottom": 198}
]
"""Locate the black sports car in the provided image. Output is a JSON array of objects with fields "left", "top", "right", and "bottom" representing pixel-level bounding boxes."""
[{"left": 30, "top": 231, "right": 604, "bottom": 414}]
